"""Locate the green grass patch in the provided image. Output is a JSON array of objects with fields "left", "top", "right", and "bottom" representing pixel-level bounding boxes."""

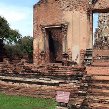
[{"left": 0, "top": 93, "right": 57, "bottom": 109}]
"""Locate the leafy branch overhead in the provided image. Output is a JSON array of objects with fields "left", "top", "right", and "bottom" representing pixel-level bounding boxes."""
[
  {"left": 0, "top": 16, "right": 21, "bottom": 44},
  {"left": 0, "top": 16, "right": 10, "bottom": 39},
  {"left": 7, "top": 29, "right": 21, "bottom": 44},
  {"left": 18, "top": 36, "right": 33, "bottom": 55}
]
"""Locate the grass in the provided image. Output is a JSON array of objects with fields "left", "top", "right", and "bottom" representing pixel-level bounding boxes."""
[{"left": 0, "top": 93, "right": 57, "bottom": 109}]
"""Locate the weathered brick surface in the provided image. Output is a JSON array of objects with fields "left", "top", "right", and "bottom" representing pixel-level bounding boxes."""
[
  {"left": 86, "top": 66, "right": 109, "bottom": 108},
  {"left": 0, "top": 64, "right": 109, "bottom": 108},
  {"left": 86, "top": 66, "right": 109, "bottom": 75}
]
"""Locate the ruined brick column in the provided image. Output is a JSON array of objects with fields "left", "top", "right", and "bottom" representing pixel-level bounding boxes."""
[{"left": 62, "top": 23, "right": 68, "bottom": 53}]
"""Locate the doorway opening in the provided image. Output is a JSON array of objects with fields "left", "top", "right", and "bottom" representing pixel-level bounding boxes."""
[
  {"left": 93, "top": 12, "right": 109, "bottom": 49},
  {"left": 46, "top": 27, "right": 63, "bottom": 63},
  {"left": 0, "top": 39, "right": 3, "bottom": 62},
  {"left": 92, "top": 12, "right": 109, "bottom": 65}
]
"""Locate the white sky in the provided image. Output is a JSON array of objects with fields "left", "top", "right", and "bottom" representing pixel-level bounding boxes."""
[
  {"left": 0, "top": 0, "right": 39, "bottom": 37},
  {"left": 93, "top": 13, "right": 99, "bottom": 33}
]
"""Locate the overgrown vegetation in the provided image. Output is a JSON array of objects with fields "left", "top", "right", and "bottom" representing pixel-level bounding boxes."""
[
  {"left": 0, "top": 93, "right": 56, "bottom": 109},
  {"left": 4, "top": 36, "right": 33, "bottom": 62}
]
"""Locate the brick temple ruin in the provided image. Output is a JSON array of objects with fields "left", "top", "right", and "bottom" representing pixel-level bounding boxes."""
[
  {"left": 34, "top": 0, "right": 109, "bottom": 108},
  {"left": 33, "top": 0, "right": 92, "bottom": 65},
  {"left": 33, "top": 0, "right": 109, "bottom": 65},
  {"left": 0, "top": 0, "right": 109, "bottom": 109}
]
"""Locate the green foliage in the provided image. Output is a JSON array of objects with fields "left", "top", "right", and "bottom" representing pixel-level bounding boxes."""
[
  {"left": 18, "top": 36, "right": 33, "bottom": 62},
  {"left": 0, "top": 93, "right": 56, "bottom": 109},
  {"left": 0, "top": 16, "right": 33, "bottom": 62},
  {"left": 0, "top": 16, "right": 21, "bottom": 44},
  {"left": 0, "top": 16, "right": 10, "bottom": 39},
  {"left": 6, "top": 29, "right": 21, "bottom": 44},
  {"left": 4, "top": 36, "right": 33, "bottom": 62},
  {"left": 18, "top": 36, "right": 33, "bottom": 55},
  {"left": 4, "top": 44, "right": 23, "bottom": 60}
]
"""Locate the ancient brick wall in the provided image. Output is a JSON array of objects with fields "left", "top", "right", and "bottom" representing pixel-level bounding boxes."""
[
  {"left": 33, "top": 0, "right": 63, "bottom": 65},
  {"left": 92, "top": 0, "right": 109, "bottom": 12}
]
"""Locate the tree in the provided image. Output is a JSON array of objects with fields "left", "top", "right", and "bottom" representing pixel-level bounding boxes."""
[
  {"left": 4, "top": 36, "right": 33, "bottom": 63},
  {"left": 18, "top": 36, "right": 33, "bottom": 63},
  {"left": 0, "top": 16, "right": 21, "bottom": 44},
  {"left": 0, "top": 16, "right": 10, "bottom": 40},
  {"left": 4, "top": 44, "right": 23, "bottom": 61},
  {"left": 0, "top": 16, "right": 33, "bottom": 63},
  {"left": 6, "top": 29, "right": 21, "bottom": 44}
]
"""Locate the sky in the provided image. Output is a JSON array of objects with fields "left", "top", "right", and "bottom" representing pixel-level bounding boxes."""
[
  {"left": 93, "top": 13, "right": 99, "bottom": 44},
  {"left": 0, "top": 0, "right": 39, "bottom": 37},
  {"left": 93, "top": 13, "right": 99, "bottom": 33}
]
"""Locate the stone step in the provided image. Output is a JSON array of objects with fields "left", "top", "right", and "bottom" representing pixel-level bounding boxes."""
[
  {"left": 92, "top": 75, "right": 109, "bottom": 81},
  {"left": 0, "top": 76, "right": 66, "bottom": 85},
  {"left": 56, "top": 106, "right": 68, "bottom": 109},
  {"left": 91, "top": 85, "right": 109, "bottom": 90},
  {"left": 90, "top": 103, "right": 109, "bottom": 109},
  {"left": 86, "top": 66, "right": 109, "bottom": 75}
]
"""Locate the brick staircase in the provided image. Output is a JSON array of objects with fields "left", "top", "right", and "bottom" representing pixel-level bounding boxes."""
[
  {"left": 86, "top": 66, "right": 109, "bottom": 109},
  {"left": 0, "top": 61, "right": 86, "bottom": 86},
  {"left": 0, "top": 60, "right": 109, "bottom": 108},
  {"left": 0, "top": 59, "right": 86, "bottom": 78}
]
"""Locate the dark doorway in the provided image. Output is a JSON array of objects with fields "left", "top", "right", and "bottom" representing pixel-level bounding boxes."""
[
  {"left": 0, "top": 39, "right": 3, "bottom": 62},
  {"left": 46, "top": 27, "right": 63, "bottom": 63}
]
